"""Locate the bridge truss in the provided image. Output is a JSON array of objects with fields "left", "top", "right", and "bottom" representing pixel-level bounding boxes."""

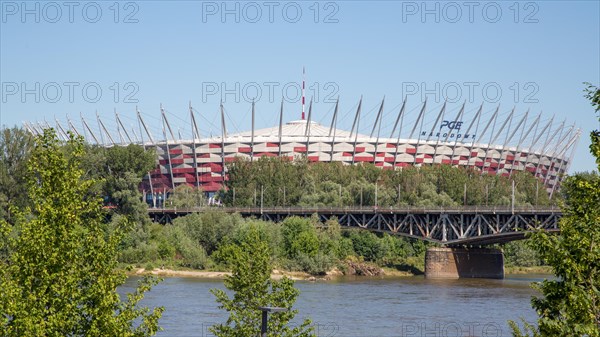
[{"left": 148, "top": 206, "right": 562, "bottom": 245}]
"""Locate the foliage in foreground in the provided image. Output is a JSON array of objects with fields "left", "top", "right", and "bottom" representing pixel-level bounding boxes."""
[
  {"left": 0, "top": 130, "right": 163, "bottom": 336},
  {"left": 210, "top": 224, "right": 314, "bottom": 337},
  {"left": 510, "top": 83, "right": 600, "bottom": 336}
]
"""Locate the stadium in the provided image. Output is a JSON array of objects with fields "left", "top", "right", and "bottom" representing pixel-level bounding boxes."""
[{"left": 24, "top": 96, "right": 581, "bottom": 201}]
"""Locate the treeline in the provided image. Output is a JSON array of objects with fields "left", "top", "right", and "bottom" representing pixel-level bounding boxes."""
[
  {"left": 119, "top": 211, "right": 430, "bottom": 275},
  {"left": 222, "top": 157, "right": 554, "bottom": 208},
  {"left": 117, "top": 210, "right": 545, "bottom": 274},
  {"left": 0, "top": 127, "right": 155, "bottom": 225}
]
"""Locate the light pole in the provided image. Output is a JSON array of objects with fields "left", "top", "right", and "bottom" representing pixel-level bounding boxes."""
[
  {"left": 260, "top": 185, "right": 264, "bottom": 214},
  {"left": 258, "top": 306, "right": 288, "bottom": 337},
  {"left": 375, "top": 181, "right": 378, "bottom": 208}
]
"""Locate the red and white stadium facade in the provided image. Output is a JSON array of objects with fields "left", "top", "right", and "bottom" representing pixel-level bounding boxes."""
[{"left": 25, "top": 97, "right": 581, "bottom": 199}]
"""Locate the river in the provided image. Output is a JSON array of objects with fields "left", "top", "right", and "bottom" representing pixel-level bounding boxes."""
[{"left": 122, "top": 274, "right": 547, "bottom": 337}]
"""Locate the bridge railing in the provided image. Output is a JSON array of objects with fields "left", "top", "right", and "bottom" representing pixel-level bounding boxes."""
[{"left": 148, "top": 205, "right": 562, "bottom": 214}]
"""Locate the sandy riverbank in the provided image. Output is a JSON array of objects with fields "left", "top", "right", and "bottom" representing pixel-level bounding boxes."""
[{"left": 128, "top": 268, "right": 319, "bottom": 281}]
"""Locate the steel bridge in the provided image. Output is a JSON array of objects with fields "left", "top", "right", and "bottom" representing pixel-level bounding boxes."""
[{"left": 148, "top": 206, "right": 562, "bottom": 245}]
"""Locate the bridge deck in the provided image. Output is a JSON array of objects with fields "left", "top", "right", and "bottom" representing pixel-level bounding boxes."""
[{"left": 148, "top": 206, "right": 562, "bottom": 245}]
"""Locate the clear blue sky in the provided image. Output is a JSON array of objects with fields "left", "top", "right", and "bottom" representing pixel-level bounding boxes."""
[{"left": 1, "top": 0, "right": 599, "bottom": 172}]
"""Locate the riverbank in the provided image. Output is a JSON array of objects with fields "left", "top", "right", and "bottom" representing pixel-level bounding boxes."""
[
  {"left": 126, "top": 265, "right": 552, "bottom": 280},
  {"left": 127, "top": 265, "right": 415, "bottom": 280},
  {"left": 505, "top": 265, "right": 553, "bottom": 274},
  {"left": 127, "top": 267, "right": 316, "bottom": 281}
]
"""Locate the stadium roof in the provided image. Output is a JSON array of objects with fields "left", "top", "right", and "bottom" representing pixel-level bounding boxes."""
[{"left": 229, "top": 119, "right": 367, "bottom": 139}]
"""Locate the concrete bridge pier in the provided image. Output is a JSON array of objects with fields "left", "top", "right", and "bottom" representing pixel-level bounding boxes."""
[{"left": 425, "top": 247, "right": 504, "bottom": 279}]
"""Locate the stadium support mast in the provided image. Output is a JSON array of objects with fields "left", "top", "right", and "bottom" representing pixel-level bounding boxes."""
[
  {"left": 506, "top": 109, "right": 529, "bottom": 145},
  {"left": 115, "top": 110, "right": 133, "bottom": 144},
  {"left": 305, "top": 98, "right": 313, "bottom": 136},
  {"left": 161, "top": 105, "right": 176, "bottom": 141},
  {"left": 131, "top": 128, "right": 139, "bottom": 143},
  {"left": 161, "top": 104, "right": 176, "bottom": 190},
  {"left": 115, "top": 109, "right": 124, "bottom": 143},
  {"left": 251, "top": 99, "right": 256, "bottom": 161},
  {"left": 370, "top": 96, "right": 385, "bottom": 138},
  {"left": 392, "top": 98, "right": 408, "bottom": 168},
  {"left": 278, "top": 99, "right": 284, "bottom": 157},
  {"left": 28, "top": 122, "right": 39, "bottom": 135},
  {"left": 482, "top": 107, "right": 513, "bottom": 172},
  {"left": 99, "top": 117, "right": 116, "bottom": 146},
  {"left": 350, "top": 96, "right": 362, "bottom": 138},
  {"left": 22, "top": 122, "right": 35, "bottom": 135},
  {"left": 390, "top": 96, "right": 407, "bottom": 138},
  {"left": 452, "top": 102, "right": 479, "bottom": 165},
  {"left": 498, "top": 109, "right": 528, "bottom": 172},
  {"left": 137, "top": 107, "right": 155, "bottom": 144},
  {"left": 426, "top": 100, "right": 447, "bottom": 142},
  {"left": 189, "top": 101, "right": 201, "bottom": 189},
  {"left": 328, "top": 96, "right": 339, "bottom": 137},
  {"left": 510, "top": 112, "right": 541, "bottom": 177},
  {"left": 220, "top": 101, "right": 228, "bottom": 138},
  {"left": 96, "top": 112, "right": 105, "bottom": 145},
  {"left": 305, "top": 99, "right": 313, "bottom": 155},
  {"left": 408, "top": 100, "right": 427, "bottom": 140},
  {"left": 372, "top": 97, "right": 385, "bottom": 164},
  {"left": 521, "top": 114, "right": 552, "bottom": 176},
  {"left": 190, "top": 102, "right": 201, "bottom": 141},
  {"left": 475, "top": 105, "right": 498, "bottom": 169},
  {"left": 43, "top": 119, "right": 52, "bottom": 131},
  {"left": 435, "top": 101, "right": 464, "bottom": 163},
  {"left": 302, "top": 67, "right": 306, "bottom": 120},
  {"left": 54, "top": 118, "right": 69, "bottom": 141},
  {"left": 220, "top": 101, "right": 227, "bottom": 178},
  {"left": 136, "top": 106, "right": 155, "bottom": 203},
  {"left": 410, "top": 100, "right": 428, "bottom": 165},
  {"left": 351, "top": 97, "right": 363, "bottom": 165},
  {"left": 544, "top": 124, "right": 574, "bottom": 187},
  {"left": 534, "top": 119, "right": 564, "bottom": 179},
  {"left": 81, "top": 113, "right": 99, "bottom": 144},
  {"left": 66, "top": 115, "right": 80, "bottom": 137},
  {"left": 36, "top": 122, "right": 46, "bottom": 135},
  {"left": 550, "top": 128, "right": 580, "bottom": 198},
  {"left": 329, "top": 97, "right": 339, "bottom": 161}
]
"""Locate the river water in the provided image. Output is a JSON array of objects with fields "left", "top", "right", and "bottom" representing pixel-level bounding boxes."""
[{"left": 122, "top": 274, "right": 547, "bottom": 337}]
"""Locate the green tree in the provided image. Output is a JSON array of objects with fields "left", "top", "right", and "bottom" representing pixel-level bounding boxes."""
[
  {"left": 503, "top": 241, "right": 541, "bottom": 268},
  {"left": 510, "top": 84, "right": 600, "bottom": 336},
  {"left": 210, "top": 224, "right": 314, "bottom": 337},
  {"left": 281, "top": 217, "right": 320, "bottom": 259},
  {"left": 168, "top": 184, "right": 205, "bottom": 208},
  {"left": 82, "top": 144, "right": 155, "bottom": 224},
  {"left": 0, "top": 129, "right": 163, "bottom": 336},
  {"left": 0, "top": 127, "right": 33, "bottom": 222},
  {"left": 173, "top": 211, "right": 242, "bottom": 255}
]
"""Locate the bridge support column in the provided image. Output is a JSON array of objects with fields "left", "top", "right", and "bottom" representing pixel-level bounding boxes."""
[{"left": 425, "top": 247, "right": 504, "bottom": 279}]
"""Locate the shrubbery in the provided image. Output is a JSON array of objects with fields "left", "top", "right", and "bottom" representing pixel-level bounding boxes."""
[
  {"left": 222, "top": 157, "right": 555, "bottom": 208},
  {"left": 119, "top": 212, "right": 432, "bottom": 275}
]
